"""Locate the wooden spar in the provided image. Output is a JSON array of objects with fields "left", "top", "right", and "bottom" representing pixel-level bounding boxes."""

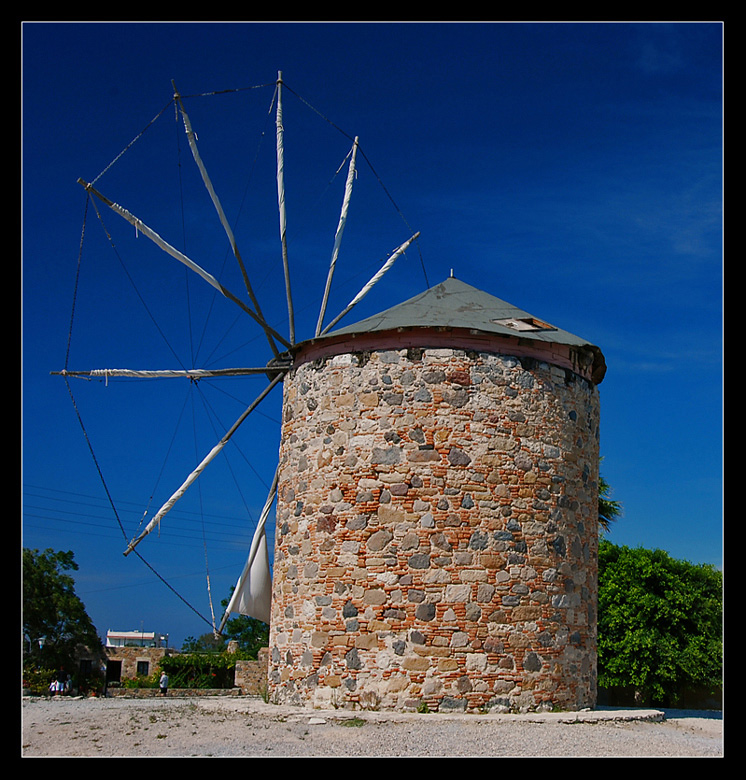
[
  {"left": 217, "top": 464, "right": 279, "bottom": 631},
  {"left": 52, "top": 365, "right": 290, "bottom": 380},
  {"left": 78, "top": 179, "right": 291, "bottom": 350},
  {"left": 275, "top": 71, "right": 295, "bottom": 345},
  {"left": 171, "top": 82, "right": 280, "bottom": 359},
  {"left": 315, "top": 137, "right": 359, "bottom": 337},
  {"left": 123, "top": 370, "right": 285, "bottom": 557},
  {"left": 320, "top": 231, "right": 421, "bottom": 335}
]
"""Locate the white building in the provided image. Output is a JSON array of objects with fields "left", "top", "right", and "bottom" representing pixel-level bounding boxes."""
[{"left": 105, "top": 629, "right": 169, "bottom": 649}]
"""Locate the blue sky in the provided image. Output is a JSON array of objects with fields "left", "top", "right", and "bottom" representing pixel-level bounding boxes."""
[{"left": 22, "top": 21, "right": 723, "bottom": 648}]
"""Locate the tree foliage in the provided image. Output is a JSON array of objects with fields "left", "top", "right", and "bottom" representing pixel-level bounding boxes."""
[
  {"left": 597, "top": 540, "right": 722, "bottom": 706},
  {"left": 22, "top": 548, "right": 102, "bottom": 672},
  {"left": 179, "top": 593, "right": 269, "bottom": 659},
  {"left": 215, "top": 589, "right": 269, "bottom": 659},
  {"left": 220, "top": 613, "right": 269, "bottom": 659},
  {"left": 181, "top": 632, "right": 227, "bottom": 653},
  {"left": 598, "top": 460, "right": 622, "bottom": 533},
  {"left": 159, "top": 652, "right": 236, "bottom": 689}
]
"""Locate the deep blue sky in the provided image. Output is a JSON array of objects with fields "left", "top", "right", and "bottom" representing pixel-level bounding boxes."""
[{"left": 22, "top": 22, "right": 723, "bottom": 648}]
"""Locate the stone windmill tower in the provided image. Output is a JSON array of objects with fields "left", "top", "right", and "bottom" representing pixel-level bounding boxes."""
[
  {"left": 64, "top": 76, "right": 604, "bottom": 714},
  {"left": 268, "top": 275, "right": 606, "bottom": 713}
]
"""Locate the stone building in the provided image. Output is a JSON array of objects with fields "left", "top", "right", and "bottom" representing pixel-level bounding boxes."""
[
  {"left": 267, "top": 276, "right": 606, "bottom": 712},
  {"left": 103, "top": 629, "right": 172, "bottom": 685}
]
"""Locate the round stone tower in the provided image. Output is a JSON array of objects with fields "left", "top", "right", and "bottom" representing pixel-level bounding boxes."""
[{"left": 267, "top": 277, "right": 606, "bottom": 713}]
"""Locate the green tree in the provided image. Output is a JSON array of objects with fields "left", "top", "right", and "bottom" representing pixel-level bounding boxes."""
[
  {"left": 22, "top": 548, "right": 102, "bottom": 671},
  {"left": 221, "top": 614, "right": 269, "bottom": 658},
  {"left": 219, "top": 592, "right": 269, "bottom": 659},
  {"left": 182, "top": 632, "right": 227, "bottom": 653},
  {"left": 598, "top": 460, "right": 622, "bottom": 533},
  {"left": 597, "top": 540, "right": 722, "bottom": 706}
]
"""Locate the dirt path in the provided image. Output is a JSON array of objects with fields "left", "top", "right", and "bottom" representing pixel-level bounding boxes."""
[{"left": 21, "top": 695, "right": 723, "bottom": 758}]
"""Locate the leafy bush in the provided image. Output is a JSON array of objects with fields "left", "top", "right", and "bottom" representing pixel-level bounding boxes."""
[
  {"left": 22, "top": 665, "right": 104, "bottom": 696},
  {"left": 598, "top": 540, "right": 722, "bottom": 707},
  {"left": 121, "top": 672, "right": 159, "bottom": 689},
  {"left": 158, "top": 652, "right": 237, "bottom": 689},
  {"left": 22, "top": 667, "right": 58, "bottom": 696}
]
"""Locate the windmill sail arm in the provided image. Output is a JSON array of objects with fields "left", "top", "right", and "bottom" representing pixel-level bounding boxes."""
[
  {"left": 123, "top": 371, "right": 285, "bottom": 556},
  {"left": 53, "top": 365, "right": 289, "bottom": 380},
  {"left": 173, "top": 84, "right": 280, "bottom": 358},
  {"left": 316, "top": 137, "right": 359, "bottom": 337},
  {"left": 275, "top": 72, "right": 295, "bottom": 344},
  {"left": 78, "top": 179, "right": 291, "bottom": 350},
  {"left": 321, "top": 231, "right": 420, "bottom": 335}
]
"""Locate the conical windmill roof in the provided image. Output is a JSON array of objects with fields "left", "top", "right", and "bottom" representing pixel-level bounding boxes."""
[
  {"left": 330, "top": 276, "right": 588, "bottom": 346},
  {"left": 322, "top": 276, "right": 606, "bottom": 383}
]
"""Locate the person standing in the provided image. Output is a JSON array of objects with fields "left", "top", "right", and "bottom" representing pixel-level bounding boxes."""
[{"left": 159, "top": 671, "right": 169, "bottom": 696}]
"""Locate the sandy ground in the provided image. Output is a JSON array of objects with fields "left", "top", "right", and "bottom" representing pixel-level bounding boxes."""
[{"left": 21, "top": 695, "right": 723, "bottom": 758}]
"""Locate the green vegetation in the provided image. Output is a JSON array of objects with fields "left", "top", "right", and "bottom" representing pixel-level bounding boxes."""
[
  {"left": 182, "top": 593, "right": 269, "bottom": 659},
  {"left": 598, "top": 468, "right": 622, "bottom": 533},
  {"left": 121, "top": 672, "right": 159, "bottom": 689},
  {"left": 22, "top": 548, "right": 104, "bottom": 694},
  {"left": 160, "top": 594, "right": 270, "bottom": 690},
  {"left": 158, "top": 652, "right": 237, "bottom": 689},
  {"left": 23, "top": 548, "right": 102, "bottom": 668},
  {"left": 597, "top": 540, "right": 722, "bottom": 707}
]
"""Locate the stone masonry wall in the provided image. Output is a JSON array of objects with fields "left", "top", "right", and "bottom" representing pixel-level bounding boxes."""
[
  {"left": 104, "top": 646, "right": 169, "bottom": 681},
  {"left": 234, "top": 648, "right": 270, "bottom": 695},
  {"left": 268, "top": 345, "right": 600, "bottom": 712}
]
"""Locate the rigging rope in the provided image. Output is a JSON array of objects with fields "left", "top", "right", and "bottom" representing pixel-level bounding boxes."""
[
  {"left": 62, "top": 189, "right": 216, "bottom": 631},
  {"left": 64, "top": 196, "right": 88, "bottom": 372},
  {"left": 91, "top": 101, "right": 174, "bottom": 187},
  {"left": 282, "top": 81, "right": 429, "bottom": 288},
  {"left": 173, "top": 96, "right": 196, "bottom": 368},
  {"left": 191, "top": 387, "right": 217, "bottom": 632},
  {"left": 63, "top": 373, "right": 214, "bottom": 629},
  {"left": 61, "top": 76, "right": 429, "bottom": 635},
  {"left": 134, "top": 387, "right": 192, "bottom": 537}
]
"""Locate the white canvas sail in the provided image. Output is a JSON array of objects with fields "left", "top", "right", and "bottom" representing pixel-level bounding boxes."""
[
  {"left": 219, "top": 467, "right": 278, "bottom": 627},
  {"left": 225, "top": 519, "right": 272, "bottom": 624}
]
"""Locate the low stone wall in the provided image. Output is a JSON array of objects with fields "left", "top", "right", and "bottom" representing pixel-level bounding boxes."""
[
  {"left": 234, "top": 648, "right": 269, "bottom": 695},
  {"left": 107, "top": 687, "right": 241, "bottom": 698}
]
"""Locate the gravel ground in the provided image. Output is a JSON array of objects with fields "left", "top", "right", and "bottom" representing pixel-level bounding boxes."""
[{"left": 21, "top": 695, "right": 723, "bottom": 758}]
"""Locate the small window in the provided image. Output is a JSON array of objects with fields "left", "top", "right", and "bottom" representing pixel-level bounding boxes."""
[
  {"left": 137, "top": 661, "right": 150, "bottom": 676},
  {"left": 492, "top": 317, "right": 556, "bottom": 332}
]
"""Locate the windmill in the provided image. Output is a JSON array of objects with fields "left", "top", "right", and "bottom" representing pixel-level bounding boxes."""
[{"left": 56, "top": 72, "right": 421, "bottom": 636}]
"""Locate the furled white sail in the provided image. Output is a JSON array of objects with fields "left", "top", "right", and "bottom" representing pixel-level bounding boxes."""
[
  {"left": 173, "top": 83, "right": 280, "bottom": 359},
  {"left": 220, "top": 467, "right": 278, "bottom": 627},
  {"left": 275, "top": 72, "right": 295, "bottom": 345},
  {"left": 55, "top": 366, "right": 286, "bottom": 381}
]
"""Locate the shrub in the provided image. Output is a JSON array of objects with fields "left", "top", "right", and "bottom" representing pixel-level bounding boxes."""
[
  {"left": 158, "top": 652, "right": 236, "bottom": 689},
  {"left": 598, "top": 541, "right": 722, "bottom": 707}
]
